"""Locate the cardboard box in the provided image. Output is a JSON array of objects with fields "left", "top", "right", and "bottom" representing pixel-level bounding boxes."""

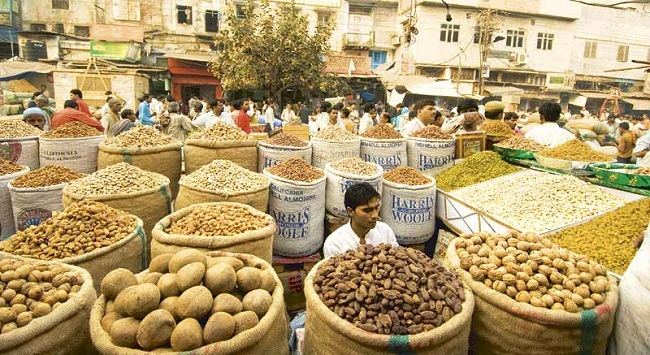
[
  {"left": 453, "top": 131, "right": 486, "bottom": 159},
  {"left": 272, "top": 253, "right": 321, "bottom": 274},
  {"left": 273, "top": 253, "right": 321, "bottom": 312},
  {"left": 325, "top": 213, "right": 349, "bottom": 236},
  {"left": 434, "top": 230, "right": 458, "bottom": 261}
]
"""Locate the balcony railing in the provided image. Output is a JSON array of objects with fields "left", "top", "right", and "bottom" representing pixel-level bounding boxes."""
[
  {"left": 342, "top": 31, "right": 374, "bottom": 48},
  {"left": 325, "top": 54, "right": 373, "bottom": 76}
]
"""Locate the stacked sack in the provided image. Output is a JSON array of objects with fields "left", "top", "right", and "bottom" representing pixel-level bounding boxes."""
[
  {"left": 406, "top": 126, "right": 455, "bottom": 177},
  {"left": 0, "top": 121, "right": 41, "bottom": 170},
  {"left": 39, "top": 122, "right": 104, "bottom": 174},
  {"left": 185, "top": 122, "right": 258, "bottom": 174},
  {"left": 258, "top": 133, "right": 312, "bottom": 172},
  {"left": 311, "top": 127, "right": 360, "bottom": 169},
  {"left": 0, "top": 160, "right": 30, "bottom": 239}
]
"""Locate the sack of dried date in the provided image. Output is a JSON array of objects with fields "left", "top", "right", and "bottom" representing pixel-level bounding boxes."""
[{"left": 304, "top": 244, "right": 474, "bottom": 354}]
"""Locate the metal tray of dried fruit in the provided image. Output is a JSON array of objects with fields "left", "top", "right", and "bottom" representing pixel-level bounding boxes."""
[
  {"left": 493, "top": 144, "right": 537, "bottom": 160},
  {"left": 533, "top": 153, "right": 614, "bottom": 172},
  {"left": 589, "top": 163, "right": 650, "bottom": 188}
]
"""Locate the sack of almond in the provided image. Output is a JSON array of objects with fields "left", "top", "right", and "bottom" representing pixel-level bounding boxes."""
[{"left": 445, "top": 230, "right": 617, "bottom": 355}]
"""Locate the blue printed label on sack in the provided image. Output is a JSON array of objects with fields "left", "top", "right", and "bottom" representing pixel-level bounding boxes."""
[
  {"left": 270, "top": 184, "right": 316, "bottom": 203},
  {"left": 264, "top": 156, "right": 281, "bottom": 169},
  {"left": 17, "top": 208, "right": 52, "bottom": 231},
  {"left": 362, "top": 154, "right": 402, "bottom": 170},
  {"left": 329, "top": 150, "right": 358, "bottom": 160},
  {"left": 338, "top": 178, "right": 380, "bottom": 196},
  {"left": 272, "top": 207, "right": 311, "bottom": 240},
  {"left": 417, "top": 154, "right": 453, "bottom": 170},
  {"left": 390, "top": 193, "right": 434, "bottom": 224}
]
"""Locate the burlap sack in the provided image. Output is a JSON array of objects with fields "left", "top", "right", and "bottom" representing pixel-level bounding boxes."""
[
  {"left": 39, "top": 135, "right": 105, "bottom": 174},
  {"left": 0, "top": 253, "right": 97, "bottom": 355},
  {"left": 1, "top": 165, "right": 29, "bottom": 240},
  {"left": 97, "top": 141, "right": 183, "bottom": 199},
  {"left": 311, "top": 137, "right": 361, "bottom": 169},
  {"left": 151, "top": 202, "right": 276, "bottom": 263},
  {"left": 304, "top": 258, "right": 474, "bottom": 354},
  {"left": 257, "top": 141, "right": 312, "bottom": 172},
  {"left": 8, "top": 181, "right": 67, "bottom": 231},
  {"left": 446, "top": 239, "right": 618, "bottom": 355},
  {"left": 89, "top": 250, "right": 289, "bottom": 354},
  {"left": 62, "top": 179, "right": 172, "bottom": 261},
  {"left": 185, "top": 139, "right": 258, "bottom": 174},
  {"left": 0, "top": 135, "right": 39, "bottom": 170},
  {"left": 175, "top": 176, "right": 270, "bottom": 212}
]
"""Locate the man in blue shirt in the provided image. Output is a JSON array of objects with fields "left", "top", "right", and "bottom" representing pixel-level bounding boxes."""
[{"left": 138, "top": 94, "right": 155, "bottom": 126}]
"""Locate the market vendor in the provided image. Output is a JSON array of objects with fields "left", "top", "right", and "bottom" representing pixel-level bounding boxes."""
[
  {"left": 503, "top": 112, "right": 523, "bottom": 135},
  {"left": 401, "top": 99, "right": 436, "bottom": 137},
  {"left": 22, "top": 107, "right": 46, "bottom": 131},
  {"left": 441, "top": 98, "right": 484, "bottom": 133},
  {"left": 483, "top": 101, "right": 505, "bottom": 121},
  {"left": 524, "top": 101, "right": 575, "bottom": 148},
  {"left": 50, "top": 100, "right": 105, "bottom": 133},
  {"left": 323, "top": 183, "right": 398, "bottom": 258}
]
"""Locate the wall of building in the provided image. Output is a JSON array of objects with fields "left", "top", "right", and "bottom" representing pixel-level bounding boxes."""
[{"left": 20, "top": 0, "right": 93, "bottom": 32}]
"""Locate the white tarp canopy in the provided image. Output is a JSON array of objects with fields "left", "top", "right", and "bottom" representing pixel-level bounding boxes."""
[{"left": 622, "top": 98, "right": 650, "bottom": 111}]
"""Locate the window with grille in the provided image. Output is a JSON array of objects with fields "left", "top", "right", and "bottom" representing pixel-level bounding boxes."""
[
  {"left": 584, "top": 41, "right": 597, "bottom": 58},
  {"left": 205, "top": 10, "right": 219, "bottom": 32},
  {"left": 536, "top": 33, "right": 553, "bottom": 50},
  {"left": 74, "top": 26, "right": 90, "bottom": 37},
  {"left": 52, "top": 0, "right": 69, "bottom": 10},
  {"left": 439, "top": 24, "right": 460, "bottom": 43},
  {"left": 53, "top": 23, "right": 64, "bottom": 33},
  {"left": 177, "top": 5, "right": 192, "bottom": 24},
  {"left": 506, "top": 30, "right": 525, "bottom": 48},
  {"left": 30, "top": 23, "right": 46, "bottom": 32},
  {"left": 617, "top": 45, "right": 629, "bottom": 62},
  {"left": 370, "top": 50, "right": 387, "bottom": 70},
  {"left": 317, "top": 12, "right": 332, "bottom": 26},
  {"left": 235, "top": 4, "right": 246, "bottom": 18}
]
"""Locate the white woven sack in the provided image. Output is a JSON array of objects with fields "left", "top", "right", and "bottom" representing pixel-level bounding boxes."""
[
  {"left": 311, "top": 137, "right": 360, "bottom": 169},
  {"left": 0, "top": 166, "right": 30, "bottom": 240},
  {"left": 263, "top": 170, "right": 326, "bottom": 257},
  {"left": 39, "top": 136, "right": 105, "bottom": 174},
  {"left": 8, "top": 182, "right": 66, "bottom": 231},
  {"left": 0, "top": 136, "right": 39, "bottom": 170},
  {"left": 359, "top": 137, "right": 407, "bottom": 172},
  {"left": 406, "top": 137, "right": 455, "bottom": 177},
  {"left": 258, "top": 141, "right": 313, "bottom": 172},
  {"left": 324, "top": 162, "right": 383, "bottom": 218},
  {"left": 380, "top": 177, "right": 437, "bottom": 245}
]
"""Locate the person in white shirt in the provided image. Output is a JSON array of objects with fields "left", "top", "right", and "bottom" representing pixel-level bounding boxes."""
[
  {"left": 401, "top": 99, "right": 436, "bottom": 137},
  {"left": 525, "top": 102, "right": 576, "bottom": 148},
  {"left": 193, "top": 99, "right": 236, "bottom": 128},
  {"left": 281, "top": 103, "right": 299, "bottom": 125},
  {"left": 317, "top": 106, "right": 346, "bottom": 132},
  {"left": 358, "top": 102, "right": 377, "bottom": 134},
  {"left": 633, "top": 132, "right": 650, "bottom": 161},
  {"left": 323, "top": 182, "right": 398, "bottom": 258}
]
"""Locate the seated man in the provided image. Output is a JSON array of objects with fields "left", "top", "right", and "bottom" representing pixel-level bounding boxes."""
[
  {"left": 323, "top": 182, "right": 398, "bottom": 258},
  {"left": 50, "top": 100, "right": 105, "bottom": 132}
]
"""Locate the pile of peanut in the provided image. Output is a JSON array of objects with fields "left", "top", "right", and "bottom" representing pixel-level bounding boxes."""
[
  {"left": 41, "top": 122, "right": 103, "bottom": 138},
  {"left": 0, "top": 258, "right": 85, "bottom": 334},
  {"left": 450, "top": 172, "right": 626, "bottom": 234},
  {"left": 103, "top": 126, "right": 177, "bottom": 148},
  {"left": 409, "top": 126, "right": 453, "bottom": 140},
  {"left": 193, "top": 122, "right": 248, "bottom": 141},
  {"left": 11, "top": 165, "right": 86, "bottom": 188},
  {"left": 264, "top": 133, "right": 308, "bottom": 147},
  {"left": 314, "top": 244, "right": 465, "bottom": 335},
  {"left": 1, "top": 200, "right": 137, "bottom": 260},
  {"left": 481, "top": 120, "right": 515, "bottom": 137},
  {"left": 359, "top": 124, "right": 403, "bottom": 139},
  {"left": 456, "top": 230, "right": 611, "bottom": 312},
  {"left": 330, "top": 157, "right": 378, "bottom": 176},
  {"left": 166, "top": 205, "right": 271, "bottom": 237},
  {"left": 0, "top": 121, "right": 42, "bottom": 138},
  {"left": 65, "top": 163, "right": 168, "bottom": 196},
  {"left": 537, "top": 140, "right": 612, "bottom": 162},
  {"left": 315, "top": 127, "right": 357, "bottom": 141},
  {"left": 182, "top": 160, "right": 268, "bottom": 193},
  {"left": 0, "top": 159, "right": 23, "bottom": 176},
  {"left": 266, "top": 158, "right": 324, "bottom": 183},
  {"left": 633, "top": 166, "right": 650, "bottom": 175},
  {"left": 496, "top": 136, "right": 545, "bottom": 151},
  {"left": 383, "top": 167, "right": 431, "bottom": 186}
]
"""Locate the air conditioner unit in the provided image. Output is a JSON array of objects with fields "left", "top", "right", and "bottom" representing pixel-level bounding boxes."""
[
  {"left": 390, "top": 35, "right": 401, "bottom": 46},
  {"left": 515, "top": 52, "right": 528, "bottom": 65}
]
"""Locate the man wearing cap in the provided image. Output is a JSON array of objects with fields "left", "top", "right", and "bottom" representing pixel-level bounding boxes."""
[
  {"left": 100, "top": 98, "right": 123, "bottom": 138},
  {"left": 22, "top": 107, "right": 46, "bottom": 131},
  {"left": 50, "top": 100, "right": 105, "bottom": 133},
  {"left": 484, "top": 101, "right": 505, "bottom": 121}
]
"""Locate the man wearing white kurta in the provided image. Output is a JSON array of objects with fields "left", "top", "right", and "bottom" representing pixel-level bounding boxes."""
[
  {"left": 525, "top": 101, "right": 575, "bottom": 148},
  {"left": 323, "top": 183, "right": 398, "bottom": 258},
  {"left": 401, "top": 99, "right": 437, "bottom": 137}
]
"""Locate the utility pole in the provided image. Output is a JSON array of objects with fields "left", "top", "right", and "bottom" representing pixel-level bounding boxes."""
[{"left": 475, "top": 9, "right": 499, "bottom": 96}]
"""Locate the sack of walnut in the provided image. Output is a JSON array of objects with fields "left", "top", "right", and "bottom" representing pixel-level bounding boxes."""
[
  {"left": 151, "top": 203, "right": 276, "bottom": 263},
  {"left": 1, "top": 161, "right": 30, "bottom": 240},
  {"left": 89, "top": 250, "right": 289, "bottom": 355},
  {"left": 0, "top": 254, "right": 97, "bottom": 355},
  {"left": 445, "top": 232, "right": 618, "bottom": 355},
  {"left": 97, "top": 126, "right": 183, "bottom": 199},
  {"left": 325, "top": 158, "right": 383, "bottom": 218},
  {"left": 406, "top": 137, "right": 455, "bottom": 177},
  {"left": 380, "top": 167, "right": 437, "bottom": 245},
  {"left": 303, "top": 245, "right": 475, "bottom": 354},
  {"left": 185, "top": 122, "right": 259, "bottom": 174},
  {"left": 257, "top": 133, "right": 312, "bottom": 172},
  {"left": 263, "top": 158, "right": 326, "bottom": 257}
]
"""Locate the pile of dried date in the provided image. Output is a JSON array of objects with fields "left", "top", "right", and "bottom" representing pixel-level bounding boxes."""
[{"left": 313, "top": 244, "right": 465, "bottom": 335}]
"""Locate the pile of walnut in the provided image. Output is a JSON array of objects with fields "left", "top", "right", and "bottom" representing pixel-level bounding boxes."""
[
  {"left": 0, "top": 258, "right": 84, "bottom": 334},
  {"left": 100, "top": 249, "right": 275, "bottom": 351},
  {"left": 314, "top": 244, "right": 465, "bottom": 335},
  {"left": 456, "top": 231, "right": 611, "bottom": 312}
]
